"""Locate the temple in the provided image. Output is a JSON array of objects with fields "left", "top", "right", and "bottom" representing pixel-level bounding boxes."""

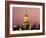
[
  {"left": 22, "top": 10, "right": 32, "bottom": 30},
  {"left": 13, "top": 10, "right": 40, "bottom": 31}
]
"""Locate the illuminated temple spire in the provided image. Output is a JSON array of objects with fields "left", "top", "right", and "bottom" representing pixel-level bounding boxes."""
[
  {"left": 23, "top": 10, "right": 31, "bottom": 30},
  {"left": 24, "top": 10, "right": 29, "bottom": 25}
]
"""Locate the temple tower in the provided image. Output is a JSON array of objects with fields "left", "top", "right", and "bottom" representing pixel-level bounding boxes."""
[{"left": 23, "top": 10, "right": 32, "bottom": 30}]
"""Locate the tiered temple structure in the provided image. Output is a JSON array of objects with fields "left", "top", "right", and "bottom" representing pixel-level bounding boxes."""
[{"left": 22, "top": 10, "right": 32, "bottom": 30}]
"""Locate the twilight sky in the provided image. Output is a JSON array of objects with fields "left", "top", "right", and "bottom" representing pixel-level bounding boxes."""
[{"left": 13, "top": 7, "right": 40, "bottom": 26}]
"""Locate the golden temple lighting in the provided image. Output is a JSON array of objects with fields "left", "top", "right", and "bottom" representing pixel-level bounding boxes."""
[{"left": 23, "top": 10, "right": 32, "bottom": 30}]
